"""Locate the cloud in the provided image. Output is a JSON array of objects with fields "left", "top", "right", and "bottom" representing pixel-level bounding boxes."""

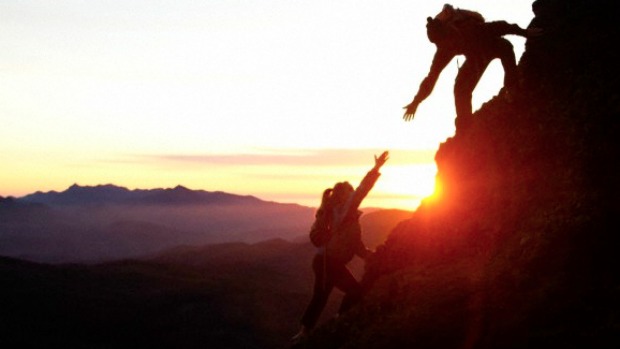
[{"left": 132, "top": 148, "right": 436, "bottom": 167}]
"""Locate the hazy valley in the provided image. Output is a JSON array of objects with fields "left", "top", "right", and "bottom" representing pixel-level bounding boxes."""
[
  {"left": 1, "top": 184, "right": 318, "bottom": 263},
  {"left": 0, "top": 185, "right": 411, "bottom": 348}
]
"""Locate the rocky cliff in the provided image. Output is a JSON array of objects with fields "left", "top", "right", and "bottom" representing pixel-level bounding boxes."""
[{"left": 296, "top": 0, "right": 619, "bottom": 347}]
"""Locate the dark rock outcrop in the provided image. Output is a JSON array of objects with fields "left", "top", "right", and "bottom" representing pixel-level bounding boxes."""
[{"left": 297, "top": 1, "right": 620, "bottom": 347}]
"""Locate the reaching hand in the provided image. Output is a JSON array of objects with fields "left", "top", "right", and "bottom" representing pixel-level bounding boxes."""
[
  {"left": 403, "top": 102, "right": 418, "bottom": 122},
  {"left": 374, "top": 151, "right": 389, "bottom": 170}
]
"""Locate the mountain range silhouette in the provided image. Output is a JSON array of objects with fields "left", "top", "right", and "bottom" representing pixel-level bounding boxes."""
[
  {"left": 20, "top": 183, "right": 263, "bottom": 206},
  {"left": 1, "top": 0, "right": 618, "bottom": 348},
  {"left": 1, "top": 184, "right": 317, "bottom": 263}
]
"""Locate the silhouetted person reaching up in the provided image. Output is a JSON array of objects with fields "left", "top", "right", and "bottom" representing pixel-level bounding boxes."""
[
  {"left": 403, "top": 4, "right": 542, "bottom": 129},
  {"left": 291, "top": 151, "right": 389, "bottom": 344}
]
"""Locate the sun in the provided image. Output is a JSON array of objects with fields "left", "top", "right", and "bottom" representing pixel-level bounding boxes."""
[{"left": 371, "top": 164, "right": 438, "bottom": 210}]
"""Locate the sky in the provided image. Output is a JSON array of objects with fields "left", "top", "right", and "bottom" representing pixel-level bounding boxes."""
[{"left": 0, "top": 0, "right": 536, "bottom": 210}]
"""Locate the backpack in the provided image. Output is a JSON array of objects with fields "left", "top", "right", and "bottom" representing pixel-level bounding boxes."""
[
  {"left": 426, "top": 5, "right": 485, "bottom": 43},
  {"left": 309, "top": 207, "right": 333, "bottom": 247},
  {"left": 435, "top": 4, "right": 484, "bottom": 24}
]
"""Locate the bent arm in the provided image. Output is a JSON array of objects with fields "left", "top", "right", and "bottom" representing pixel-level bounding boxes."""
[
  {"left": 484, "top": 20, "right": 528, "bottom": 37},
  {"left": 354, "top": 237, "right": 372, "bottom": 260}
]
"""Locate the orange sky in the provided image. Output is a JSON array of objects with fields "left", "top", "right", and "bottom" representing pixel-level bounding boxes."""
[{"left": 0, "top": 1, "right": 536, "bottom": 210}]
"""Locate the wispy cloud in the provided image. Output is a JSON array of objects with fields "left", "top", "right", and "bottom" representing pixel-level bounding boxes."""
[{"left": 129, "top": 148, "right": 436, "bottom": 167}]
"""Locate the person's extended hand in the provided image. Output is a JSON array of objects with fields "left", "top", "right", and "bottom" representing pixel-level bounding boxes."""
[
  {"left": 403, "top": 101, "right": 418, "bottom": 121},
  {"left": 374, "top": 151, "right": 389, "bottom": 170}
]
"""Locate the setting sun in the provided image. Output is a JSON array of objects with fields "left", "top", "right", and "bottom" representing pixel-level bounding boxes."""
[
  {"left": 0, "top": 1, "right": 535, "bottom": 211},
  {"left": 369, "top": 163, "right": 438, "bottom": 210}
]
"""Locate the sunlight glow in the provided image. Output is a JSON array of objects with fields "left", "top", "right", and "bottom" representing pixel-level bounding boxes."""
[
  {"left": 378, "top": 164, "right": 437, "bottom": 198},
  {"left": 421, "top": 175, "right": 444, "bottom": 205},
  {"left": 0, "top": 1, "right": 536, "bottom": 210}
]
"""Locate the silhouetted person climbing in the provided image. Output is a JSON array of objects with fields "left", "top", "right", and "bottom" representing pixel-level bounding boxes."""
[
  {"left": 403, "top": 4, "right": 542, "bottom": 129},
  {"left": 291, "top": 151, "right": 389, "bottom": 344}
]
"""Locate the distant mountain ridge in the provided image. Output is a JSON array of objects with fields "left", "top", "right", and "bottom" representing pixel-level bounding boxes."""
[
  {"left": 2, "top": 184, "right": 412, "bottom": 264},
  {"left": 20, "top": 184, "right": 264, "bottom": 206},
  {"left": 1, "top": 184, "right": 317, "bottom": 263}
]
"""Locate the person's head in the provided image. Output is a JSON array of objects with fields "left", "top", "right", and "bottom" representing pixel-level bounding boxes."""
[
  {"left": 426, "top": 16, "right": 447, "bottom": 44},
  {"left": 331, "top": 181, "right": 354, "bottom": 206},
  {"left": 319, "top": 188, "right": 333, "bottom": 208},
  {"left": 426, "top": 4, "right": 458, "bottom": 44}
]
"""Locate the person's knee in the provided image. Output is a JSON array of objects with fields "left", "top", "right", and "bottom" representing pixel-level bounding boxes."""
[{"left": 497, "top": 40, "right": 516, "bottom": 59}]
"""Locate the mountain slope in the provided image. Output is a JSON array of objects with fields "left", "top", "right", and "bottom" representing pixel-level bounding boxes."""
[
  {"left": 0, "top": 209, "right": 410, "bottom": 349},
  {"left": 296, "top": 1, "right": 619, "bottom": 348}
]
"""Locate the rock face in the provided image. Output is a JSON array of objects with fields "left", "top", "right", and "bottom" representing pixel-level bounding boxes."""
[{"left": 297, "top": 1, "right": 620, "bottom": 348}]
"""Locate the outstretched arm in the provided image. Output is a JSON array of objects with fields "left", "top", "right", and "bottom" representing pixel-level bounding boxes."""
[
  {"left": 403, "top": 49, "right": 452, "bottom": 121},
  {"left": 485, "top": 20, "right": 543, "bottom": 38},
  {"left": 372, "top": 151, "right": 389, "bottom": 173},
  {"left": 352, "top": 151, "right": 388, "bottom": 260},
  {"left": 340, "top": 151, "right": 389, "bottom": 222}
]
